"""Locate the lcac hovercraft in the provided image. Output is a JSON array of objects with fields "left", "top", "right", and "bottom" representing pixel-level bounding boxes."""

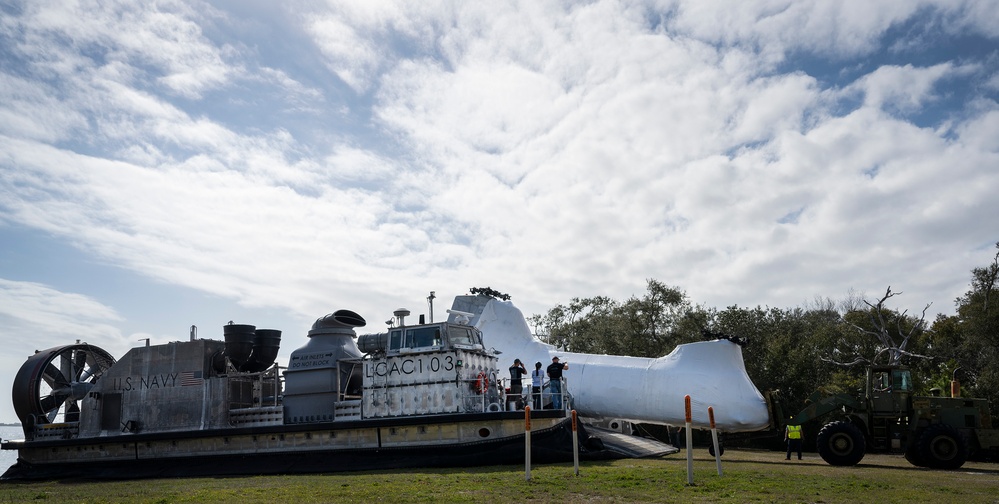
[{"left": 2, "top": 304, "right": 656, "bottom": 480}]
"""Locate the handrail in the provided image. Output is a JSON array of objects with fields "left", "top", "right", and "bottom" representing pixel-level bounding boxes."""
[{"left": 497, "top": 376, "right": 570, "bottom": 411}]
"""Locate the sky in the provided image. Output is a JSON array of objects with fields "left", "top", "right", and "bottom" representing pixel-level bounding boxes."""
[{"left": 1, "top": 0, "right": 998, "bottom": 424}]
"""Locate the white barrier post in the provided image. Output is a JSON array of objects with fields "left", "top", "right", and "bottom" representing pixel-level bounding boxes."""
[
  {"left": 571, "top": 410, "right": 580, "bottom": 476},
  {"left": 685, "top": 395, "right": 694, "bottom": 486},
  {"left": 709, "top": 406, "right": 722, "bottom": 476},
  {"left": 525, "top": 406, "right": 532, "bottom": 481}
]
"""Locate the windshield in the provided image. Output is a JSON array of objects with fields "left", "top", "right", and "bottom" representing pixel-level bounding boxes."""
[
  {"left": 447, "top": 326, "right": 481, "bottom": 347},
  {"left": 404, "top": 326, "right": 442, "bottom": 349},
  {"left": 892, "top": 369, "right": 912, "bottom": 392}
]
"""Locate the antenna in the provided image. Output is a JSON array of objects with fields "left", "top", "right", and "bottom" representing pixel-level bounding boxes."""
[
  {"left": 393, "top": 308, "right": 411, "bottom": 327},
  {"left": 447, "top": 309, "right": 474, "bottom": 326},
  {"left": 427, "top": 291, "right": 436, "bottom": 323}
]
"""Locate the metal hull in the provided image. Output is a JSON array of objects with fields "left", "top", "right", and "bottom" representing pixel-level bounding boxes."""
[{"left": 2, "top": 412, "right": 604, "bottom": 480}]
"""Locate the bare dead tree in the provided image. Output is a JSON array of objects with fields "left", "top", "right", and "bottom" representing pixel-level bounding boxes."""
[{"left": 823, "top": 286, "right": 931, "bottom": 367}]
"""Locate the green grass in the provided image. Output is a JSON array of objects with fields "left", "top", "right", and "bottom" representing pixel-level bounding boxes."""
[{"left": 2, "top": 449, "right": 998, "bottom": 503}]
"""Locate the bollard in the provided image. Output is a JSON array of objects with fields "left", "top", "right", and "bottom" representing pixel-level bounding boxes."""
[
  {"left": 685, "top": 394, "right": 693, "bottom": 486},
  {"left": 525, "top": 405, "right": 532, "bottom": 481},
  {"left": 572, "top": 410, "right": 580, "bottom": 476},
  {"left": 709, "top": 406, "right": 722, "bottom": 476}
]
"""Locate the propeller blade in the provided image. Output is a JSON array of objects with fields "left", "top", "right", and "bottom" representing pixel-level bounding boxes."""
[
  {"left": 74, "top": 349, "right": 87, "bottom": 380},
  {"left": 60, "top": 353, "right": 72, "bottom": 383},
  {"left": 42, "top": 363, "right": 70, "bottom": 388},
  {"left": 39, "top": 394, "right": 66, "bottom": 414},
  {"left": 79, "top": 357, "right": 99, "bottom": 382}
]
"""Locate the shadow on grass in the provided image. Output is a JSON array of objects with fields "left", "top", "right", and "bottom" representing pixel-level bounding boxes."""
[{"left": 664, "top": 449, "right": 999, "bottom": 476}]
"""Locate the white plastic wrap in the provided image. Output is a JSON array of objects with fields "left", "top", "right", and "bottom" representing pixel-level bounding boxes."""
[{"left": 450, "top": 296, "right": 771, "bottom": 432}]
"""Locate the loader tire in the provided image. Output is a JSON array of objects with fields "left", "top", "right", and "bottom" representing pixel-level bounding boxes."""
[
  {"left": 918, "top": 424, "right": 968, "bottom": 470},
  {"left": 817, "top": 421, "right": 865, "bottom": 466},
  {"left": 904, "top": 433, "right": 926, "bottom": 467},
  {"left": 708, "top": 442, "right": 724, "bottom": 456}
]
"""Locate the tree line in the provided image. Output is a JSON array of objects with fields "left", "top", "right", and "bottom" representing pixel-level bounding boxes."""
[{"left": 527, "top": 243, "right": 999, "bottom": 420}]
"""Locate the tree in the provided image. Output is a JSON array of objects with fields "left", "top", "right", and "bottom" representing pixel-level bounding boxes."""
[
  {"left": 936, "top": 242, "right": 999, "bottom": 416},
  {"left": 609, "top": 280, "right": 705, "bottom": 357},
  {"left": 712, "top": 304, "right": 842, "bottom": 415},
  {"left": 826, "top": 286, "right": 931, "bottom": 367},
  {"left": 528, "top": 280, "right": 703, "bottom": 357},
  {"left": 527, "top": 296, "right": 615, "bottom": 353}
]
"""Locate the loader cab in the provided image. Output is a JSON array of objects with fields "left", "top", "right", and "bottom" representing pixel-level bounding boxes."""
[{"left": 868, "top": 366, "right": 912, "bottom": 417}]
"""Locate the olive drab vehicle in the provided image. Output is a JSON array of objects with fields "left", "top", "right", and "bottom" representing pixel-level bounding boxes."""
[{"left": 789, "top": 365, "right": 999, "bottom": 469}]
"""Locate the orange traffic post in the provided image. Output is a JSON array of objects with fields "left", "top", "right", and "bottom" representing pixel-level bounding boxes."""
[
  {"left": 571, "top": 410, "right": 580, "bottom": 476},
  {"left": 685, "top": 394, "right": 694, "bottom": 485},
  {"left": 525, "top": 405, "right": 532, "bottom": 481},
  {"left": 708, "top": 406, "right": 722, "bottom": 476}
]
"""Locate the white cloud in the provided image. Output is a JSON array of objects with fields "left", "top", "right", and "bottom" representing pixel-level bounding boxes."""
[
  {"left": 955, "top": 108, "right": 999, "bottom": 151},
  {"left": 14, "top": 0, "right": 233, "bottom": 98},
  {"left": 0, "top": 279, "right": 124, "bottom": 345},
  {"left": 306, "top": 15, "right": 382, "bottom": 93},
  {"left": 0, "top": 279, "right": 132, "bottom": 423},
  {"left": 302, "top": 0, "right": 447, "bottom": 93},
  {"left": 0, "top": 133, "right": 472, "bottom": 320},
  {"left": 0, "top": 75, "right": 88, "bottom": 142},
  {"left": 851, "top": 63, "right": 964, "bottom": 113},
  {"left": 665, "top": 0, "right": 920, "bottom": 61}
]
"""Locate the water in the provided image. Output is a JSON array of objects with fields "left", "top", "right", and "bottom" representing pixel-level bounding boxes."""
[{"left": 0, "top": 425, "right": 24, "bottom": 472}]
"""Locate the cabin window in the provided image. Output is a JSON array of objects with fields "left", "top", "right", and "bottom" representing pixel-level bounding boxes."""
[
  {"left": 404, "top": 327, "right": 441, "bottom": 349},
  {"left": 389, "top": 330, "right": 403, "bottom": 351},
  {"left": 873, "top": 371, "right": 890, "bottom": 392},
  {"left": 892, "top": 370, "right": 912, "bottom": 392},
  {"left": 447, "top": 327, "right": 481, "bottom": 347}
]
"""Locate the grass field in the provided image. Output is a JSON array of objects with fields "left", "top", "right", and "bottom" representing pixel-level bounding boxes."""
[{"left": 2, "top": 449, "right": 997, "bottom": 503}]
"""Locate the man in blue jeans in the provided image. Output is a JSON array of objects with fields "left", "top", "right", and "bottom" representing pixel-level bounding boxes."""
[{"left": 546, "top": 356, "right": 569, "bottom": 409}]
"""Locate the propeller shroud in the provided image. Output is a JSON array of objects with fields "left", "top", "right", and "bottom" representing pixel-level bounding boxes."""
[{"left": 11, "top": 344, "right": 116, "bottom": 436}]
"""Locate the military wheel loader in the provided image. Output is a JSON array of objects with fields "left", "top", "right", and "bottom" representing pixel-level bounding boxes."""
[{"left": 789, "top": 365, "right": 999, "bottom": 469}]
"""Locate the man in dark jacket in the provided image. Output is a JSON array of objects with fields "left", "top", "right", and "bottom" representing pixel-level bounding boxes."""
[
  {"left": 508, "top": 359, "right": 527, "bottom": 409},
  {"left": 546, "top": 356, "right": 569, "bottom": 410}
]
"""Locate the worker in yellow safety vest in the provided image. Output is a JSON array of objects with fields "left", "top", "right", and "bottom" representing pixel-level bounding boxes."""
[{"left": 785, "top": 420, "right": 802, "bottom": 460}]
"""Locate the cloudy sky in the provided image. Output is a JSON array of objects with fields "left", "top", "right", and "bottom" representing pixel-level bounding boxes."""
[{"left": 1, "top": 1, "right": 997, "bottom": 424}]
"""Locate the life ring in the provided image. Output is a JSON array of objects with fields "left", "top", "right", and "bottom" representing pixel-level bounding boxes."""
[{"left": 474, "top": 372, "right": 489, "bottom": 394}]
